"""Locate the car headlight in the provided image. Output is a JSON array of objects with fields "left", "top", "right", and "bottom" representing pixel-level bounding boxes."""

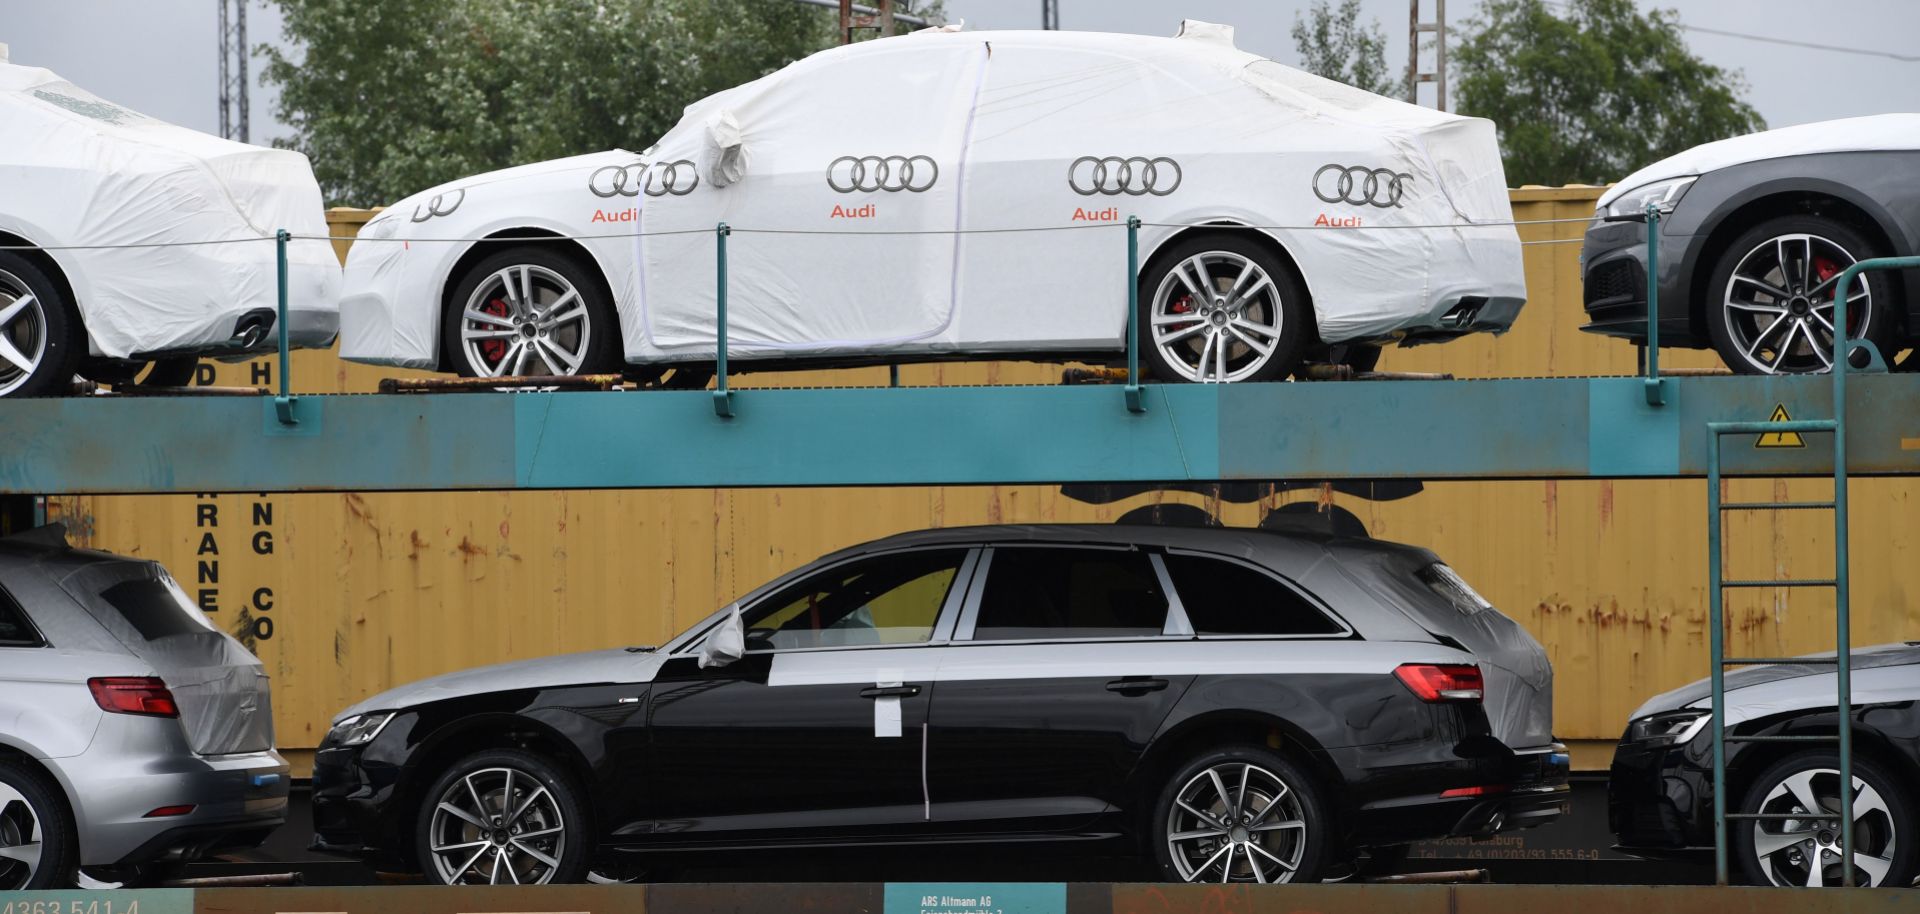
[
  {"left": 1602, "top": 176, "right": 1698, "bottom": 219},
  {"left": 327, "top": 712, "right": 395, "bottom": 748},
  {"left": 1627, "top": 709, "right": 1711, "bottom": 746}
]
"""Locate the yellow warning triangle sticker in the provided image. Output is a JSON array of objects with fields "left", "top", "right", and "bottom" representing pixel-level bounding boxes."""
[{"left": 1756, "top": 404, "right": 1805, "bottom": 448}]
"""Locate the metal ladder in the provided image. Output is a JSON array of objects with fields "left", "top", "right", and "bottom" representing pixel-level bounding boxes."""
[{"left": 1700, "top": 255, "right": 1920, "bottom": 886}]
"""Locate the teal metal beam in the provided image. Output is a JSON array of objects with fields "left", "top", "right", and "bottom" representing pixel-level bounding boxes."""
[{"left": 2, "top": 374, "right": 1918, "bottom": 495}]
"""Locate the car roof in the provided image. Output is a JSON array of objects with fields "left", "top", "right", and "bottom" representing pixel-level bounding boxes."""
[{"left": 817, "top": 523, "right": 1440, "bottom": 574}]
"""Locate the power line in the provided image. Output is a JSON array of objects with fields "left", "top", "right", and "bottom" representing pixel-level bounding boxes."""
[
  {"left": 1675, "top": 23, "right": 1920, "bottom": 63},
  {"left": 1540, "top": 1, "right": 1918, "bottom": 63}
]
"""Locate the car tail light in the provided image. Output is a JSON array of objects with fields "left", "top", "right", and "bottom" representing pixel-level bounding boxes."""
[
  {"left": 88, "top": 677, "right": 179, "bottom": 717},
  {"left": 143, "top": 805, "right": 196, "bottom": 818},
  {"left": 1440, "top": 785, "right": 1510, "bottom": 798},
  {"left": 1394, "top": 664, "right": 1483, "bottom": 702}
]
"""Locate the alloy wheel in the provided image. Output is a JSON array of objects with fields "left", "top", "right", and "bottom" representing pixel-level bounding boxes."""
[
  {"left": 1749, "top": 767, "right": 1898, "bottom": 887},
  {"left": 426, "top": 767, "right": 569, "bottom": 885},
  {"left": 0, "top": 782, "right": 44, "bottom": 890},
  {"left": 459, "top": 265, "right": 592, "bottom": 378},
  {"left": 1150, "top": 252, "right": 1284, "bottom": 383},
  {"left": 1721, "top": 234, "right": 1868, "bottom": 375},
  {"left": 1165, "top": 762, "right": 1308, "bottom": 883},
  {"left": 0, "top": 269, "right": 49, "bottom": 397}
]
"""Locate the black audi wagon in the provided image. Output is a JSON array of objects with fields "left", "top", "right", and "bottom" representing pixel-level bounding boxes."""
[{"left": 312, "top": 525, "right": 1566, "bottom": 884}]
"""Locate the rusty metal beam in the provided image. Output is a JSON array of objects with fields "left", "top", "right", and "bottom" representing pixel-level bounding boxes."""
[{"left": 2, "top": 374, "right": 1919, "bottom": 495}]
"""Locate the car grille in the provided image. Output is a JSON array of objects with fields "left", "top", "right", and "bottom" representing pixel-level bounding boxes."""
[{"left": 1585, "top": 259, "right": 1643, "bottom": 306}]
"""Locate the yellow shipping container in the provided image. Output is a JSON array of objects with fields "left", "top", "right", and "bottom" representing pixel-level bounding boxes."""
[{"left": 48, "top": 188, "right": 1919, "bottom": 774}]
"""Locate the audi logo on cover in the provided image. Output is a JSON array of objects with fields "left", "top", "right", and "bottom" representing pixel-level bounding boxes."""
[
  {"left": 826, "top": 155, "right": 938, "bottom": 193},
  {"left": 589, "top": 161, "right": 699, "bottom": 198},
  {"left": 410, "top": 188, "right": 465, "bottom": 223},
  {"left": 1068, "top": 156, "right": 1181, "bottom": 197},
  {"left": 1313, "top": 164, "right": 1411, "bottom": 208}
]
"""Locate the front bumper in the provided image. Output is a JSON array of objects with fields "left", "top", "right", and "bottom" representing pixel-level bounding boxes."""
[
  {"left": 61, "top": 744, "right": 290, "bottom": 867},
  {"left": 1579, "top": 219, "right": 1706, "bottom": 347},
  {"left": 1607, "top": 737, "right": 1715, "bottom": 857},
  {"left": 309, "top": 734, "right": 413, "bottom": 867}
]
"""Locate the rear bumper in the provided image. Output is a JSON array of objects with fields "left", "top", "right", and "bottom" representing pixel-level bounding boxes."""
[
  {"left": 1338, "top": 741, "right": 1570, "bottom": 848},
  {"left": 60, "top": 744, "right": 290, "bottom": 867}
]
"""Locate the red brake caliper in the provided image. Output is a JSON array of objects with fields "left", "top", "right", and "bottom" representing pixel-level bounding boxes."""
[
  {"left": 1812, "top": 257, "right": 1860, "bottom": 334},
  {"left": 478, "top": 297, "right": 511, "bottom": 367}
]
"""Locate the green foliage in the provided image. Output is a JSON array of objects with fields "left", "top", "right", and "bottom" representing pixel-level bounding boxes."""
[
  {"left": 1290, "top": 0, "right": 1401, "bottom": 97},
  {"left": 259, "top": 0, "right": 840, "bottom": 207},
  {"left": 1454, "top": 0, "right": 1765, "bottom": 187}
]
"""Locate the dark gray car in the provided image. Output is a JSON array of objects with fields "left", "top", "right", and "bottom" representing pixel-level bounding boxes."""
[
  {"left": 0, "top": 525, "right": 288, "bottom": 889},
  {"left": 1581, "top": 114, "right": 1920, "bottom": 374}
]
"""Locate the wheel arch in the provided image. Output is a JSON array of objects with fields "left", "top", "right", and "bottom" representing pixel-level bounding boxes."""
[
  {"left": 1724, "top": 708, "right": 1920, "bottom": 811},
  {"left": 1128, "top": 709, "right": 1344, "bottom": 854},
  {"left": 390, "top": 711, "right": 600, "bottom": 868},
  {"left": 0, "top": 741, "right": 78, "bottom": 847},
  {"left": 0, "top": 230, "right": 84, "bottom": 343},
  {"left": 433, "top": 227, "right": 617, "bottom": 371},
  {"left": 1141, "top": 221, "right": 1321, "bottom": 345},
  {"left": 1686, "top": 185, "right": 1909, "bottom": 341}
]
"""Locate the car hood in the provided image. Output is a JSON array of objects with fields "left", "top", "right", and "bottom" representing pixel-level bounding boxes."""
[
  {"left": 334, "top": 647, "right": 671, "bottom": 724},
  {"left": 373, "top": 148, "right": 641, "bottom": 231},
  {"left": 1598, "top": 113, "right": 1920, "bottom": 207},
  {"left": 1630, "top": 642, "right": 1920, "bottom": 719}
]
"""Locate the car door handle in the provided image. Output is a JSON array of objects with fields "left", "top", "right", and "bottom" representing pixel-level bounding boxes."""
[
  {"left": 1106, "top": 677, "right": 1169, "bottom": 694},
  {"left": 859, "top": 685, "right": 921, "bottom": 699}
]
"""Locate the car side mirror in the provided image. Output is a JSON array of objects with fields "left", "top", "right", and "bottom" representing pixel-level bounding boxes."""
[{"left": 698, "top": 605, "right": 746, "bottom": 669}]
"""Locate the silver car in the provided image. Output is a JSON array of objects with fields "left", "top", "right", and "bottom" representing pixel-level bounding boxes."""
[{"left": 0, "top": 525, "right": 288, "bottom": 889}]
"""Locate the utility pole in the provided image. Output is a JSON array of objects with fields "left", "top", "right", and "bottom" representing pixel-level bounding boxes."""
[
  {"left": 1042, "top": 0, "right": 1060, "bottom": 30},
  {"left": 217, "top": 0, "right": 249, "bottom": 142},
  {"left": 1407, "top": 0, "right": 1446, "bottom": 111},
  {"left": 838, "top": 0, "right": 897, "bottom": 44}
]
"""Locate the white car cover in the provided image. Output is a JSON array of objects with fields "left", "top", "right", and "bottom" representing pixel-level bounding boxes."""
[
  {"left": 0, "top": 56, "right": 339, "bottom": 360},
  {"left": 1601, "top": 113, "right": 1920, "bottom": 208},
  {"left": 341, "top": 23, "right": 1523, "bottom": 369}
]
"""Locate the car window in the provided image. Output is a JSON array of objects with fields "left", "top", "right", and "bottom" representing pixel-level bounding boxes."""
[
  {"left": 0, "top": 587, "right": 42, "bottom": 647},
  {"left": 972, "top": 548, "right": 1167, "bottom": 641},
  {"left": 99, "top": 577, "right": 216, "bottom": 641},
  {"left": 745, "top": 549, "right": 965, "bottom": 650},
  {"left": 1163, "top": 554, "right": 1345, "bottom": 636}
]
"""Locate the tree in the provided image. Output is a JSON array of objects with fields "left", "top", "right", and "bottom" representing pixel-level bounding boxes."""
[
  {"left": 1454, "top": 0, "right": 1764, "bottom": 187},
  {"left": 1290, "top": 0, "right": 1400, "bottom": 97},
  {"left": 259, "top": 0, "right": 840, "bottom": 207}
]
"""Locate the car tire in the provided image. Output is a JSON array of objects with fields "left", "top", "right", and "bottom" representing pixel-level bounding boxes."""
[
  {"left": 0, "top": 757, "right": 77, "bottom": 891},
  {"left": 1705, "top": 215, "right": 1899, "bottom": 375},
  {"left": 1734, "top": 751, "right": 1917, "bottom": 887},
  {"left": 0, "top": 252, "right": 84, "bottom": 399},
  {"left": 442, "top": 247, "right": 621, "bottom": 379},
  {"left": 1150, "top": 745, "right": 1330, "bottom": 883},
  {"left": 415, "top": 749, "right": 590, "bottom": 886},
  {"left": 1138, "top": 234, "right": 1310, "bottom": 383}
]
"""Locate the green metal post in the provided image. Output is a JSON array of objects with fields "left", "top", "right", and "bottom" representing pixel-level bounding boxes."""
[
  {"left": 1124, "top": 216, "right": 1144, "bottom": 413},
  {"left": 273, "top": 229, "right": 297, "bottom": 425},
  {"left": 713, "top": 223, "right": 733, "bottom": 418},
  {"left": 1642, "top": 201, "right": 1666, "bottom": 406},
  {"left": 1832, "top": 264, "right": 1859, "bottom": 886},
  {"left": 1708, "top": 429, "right": 1728, "bottom": 885}
]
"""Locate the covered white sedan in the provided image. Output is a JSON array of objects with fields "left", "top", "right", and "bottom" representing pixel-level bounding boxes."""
[
  {"left": 0, "top": 52, "right": 339, "bottom": 397},
  {"left": 341, "top": 22, "right": 1524, "bottom": 385}
]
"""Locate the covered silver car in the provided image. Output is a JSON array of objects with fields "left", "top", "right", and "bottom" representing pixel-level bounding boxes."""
[
  {"left": 0, "top": 525, "right": 288, "bottom": 889},
  {"left": 0, "top": 48, "right": 340, "bottom": 397}
]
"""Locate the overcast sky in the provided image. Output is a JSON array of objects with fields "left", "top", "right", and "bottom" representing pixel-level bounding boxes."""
[{"left": 4, "top": 0, "right": 1915, "bottom": 149}]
